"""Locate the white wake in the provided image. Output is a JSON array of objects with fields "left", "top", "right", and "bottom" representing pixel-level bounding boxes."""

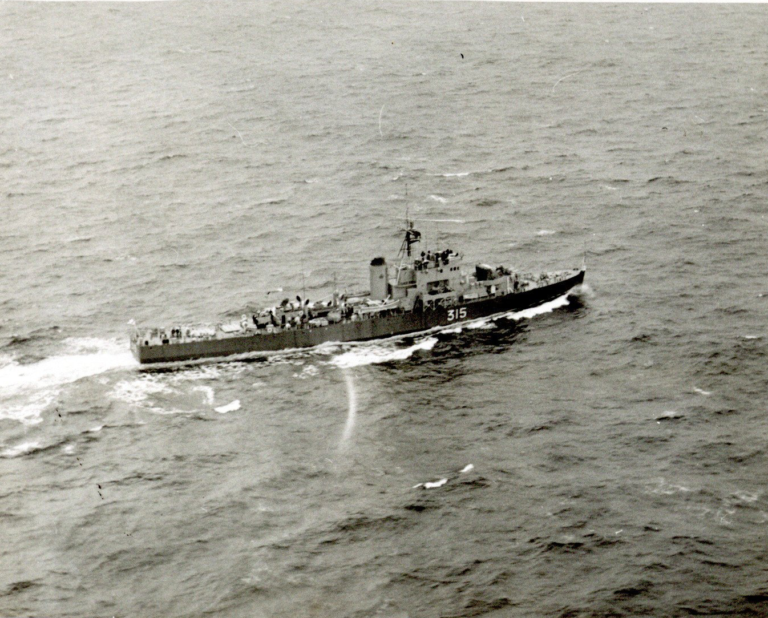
[
  {"left": 329, "top": 337, "right": 438, "bottom": 369},
  {"left": 0, "top": 338, "right": 137, "bottom": 425}
]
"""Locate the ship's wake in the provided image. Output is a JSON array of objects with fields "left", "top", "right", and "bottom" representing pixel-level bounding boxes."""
[
  {"left": 0, "top": 338, "right": 138, "bottom": 425},
  {"left": 328, "top": 337, "right": 438, "bottom": 369}
]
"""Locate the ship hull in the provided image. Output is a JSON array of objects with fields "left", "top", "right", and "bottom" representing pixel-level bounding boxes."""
[{"left": 132, "top": 269, "right": 584, "bottom": 364}]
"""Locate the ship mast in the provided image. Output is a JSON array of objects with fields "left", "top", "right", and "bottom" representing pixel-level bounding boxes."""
[{"left": 397, "top": 216, "right": 421, "bottom": 262}]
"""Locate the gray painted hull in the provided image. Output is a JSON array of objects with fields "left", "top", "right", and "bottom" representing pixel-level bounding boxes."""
[{"left": 132, "top": 270, "right": 584, "bottom": 364}]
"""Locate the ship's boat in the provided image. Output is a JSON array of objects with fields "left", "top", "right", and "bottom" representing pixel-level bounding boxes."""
[{"left": 130, "top": 220, "right": 585, "bottom": 364}]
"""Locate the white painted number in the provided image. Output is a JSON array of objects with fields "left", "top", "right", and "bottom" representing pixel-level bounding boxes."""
[{"left": 447, "top": 307, "right": 467, "bottom": 321}]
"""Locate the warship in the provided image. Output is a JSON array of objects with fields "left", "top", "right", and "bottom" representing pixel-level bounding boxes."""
[{"left": 130, "top": 220, "right": 585, "bottom": 364}]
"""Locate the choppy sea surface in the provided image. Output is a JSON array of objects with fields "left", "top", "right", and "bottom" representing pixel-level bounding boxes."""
[{"left": 2, "top": 2, "right": 768, "bottom": 616}]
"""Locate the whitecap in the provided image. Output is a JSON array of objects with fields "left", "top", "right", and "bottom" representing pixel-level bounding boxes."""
[
  {"left": 428, "top": 195, "right": 447, "bottom": 204},
  {"left": 424, "top": 478, "right": 448, "bottom": 489},
  {"left": 734, "top": 490, "right": 759, "bottom": 503},
  {"left": 693, "top": 387, "right": 712, "bottom": 396},
  {"left": 460, "top": 464, "right": 474, "bottom": 474},
  {"left": 215, "top": 400, "right": 241, "bottom": 414},
  {"left": 536, "top": 229, "right": 556, "bottom": 236}
]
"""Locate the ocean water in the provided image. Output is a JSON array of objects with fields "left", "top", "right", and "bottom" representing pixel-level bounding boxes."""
[{"left": 1, "top": 2, "right": 767, "bottom": 616}]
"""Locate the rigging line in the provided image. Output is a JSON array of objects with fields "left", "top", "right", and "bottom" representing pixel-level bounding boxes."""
[
  {"left": 227, "top": 122, "right": 245, "bottom": 145},
  {"left": 551, "top": 69, "right": 583, "bottom": 94}
]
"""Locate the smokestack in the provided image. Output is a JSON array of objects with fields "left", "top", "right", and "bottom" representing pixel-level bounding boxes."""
[{"left": 369, "top": 257, "right": 388, "bottom": 300}]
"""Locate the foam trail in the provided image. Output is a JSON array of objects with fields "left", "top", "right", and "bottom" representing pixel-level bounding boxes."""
[
  {"left": 0, "top": 339, "right": 136, "bottom": 400},
  {"left": 340, "top": 368, "right": 357, "bottom": 444},
  {"left": 110, "top": 374, "right": 171, "bottom": 406},
  {"left": 0, "top": 338, "right": 138, "bottom": 425},
  {"left": 1, "top": 392, "right": 56, "bottom": 425},
  {"left": 330, "top": 337, "right": 437, "bottom": 369}
]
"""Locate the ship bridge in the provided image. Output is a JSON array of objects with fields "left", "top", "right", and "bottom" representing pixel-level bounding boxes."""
[
  {"left": 390, "top": 247, "right": 466, "bottom": 309},
  {"left": 386, "top": 219, "right": 470, "bottom": 309}
]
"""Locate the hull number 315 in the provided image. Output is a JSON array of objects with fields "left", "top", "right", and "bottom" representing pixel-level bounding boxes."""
[{"left": 447, "top": 307, "right": 467, "bottom": 321}]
